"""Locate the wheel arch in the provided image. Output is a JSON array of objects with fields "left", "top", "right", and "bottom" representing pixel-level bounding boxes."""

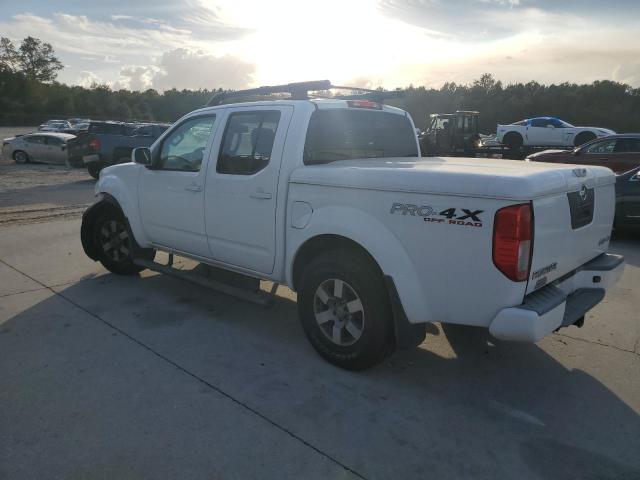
[{"left": 286, "top": 206, "right": 429, "bottom": 326}]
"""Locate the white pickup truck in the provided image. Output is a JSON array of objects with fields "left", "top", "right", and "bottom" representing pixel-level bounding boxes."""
[{"left": 81, "top": 83, "right": 624, "bottom": 370}]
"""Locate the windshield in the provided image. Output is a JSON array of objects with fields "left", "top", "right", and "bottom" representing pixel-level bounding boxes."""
[{"left": 304, "top": 109, "right": 418, "bottom": 165}]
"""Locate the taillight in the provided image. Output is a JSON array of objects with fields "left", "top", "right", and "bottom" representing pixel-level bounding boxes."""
[
  {"left": 88, "top": 138, "right": 101, "bottom": 152},
  {"left": 492, "top": 203, "right": 533, "bottom": 282}
]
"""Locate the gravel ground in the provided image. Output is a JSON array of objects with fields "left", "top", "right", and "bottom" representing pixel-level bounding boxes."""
[{"left": 0, "top": 126, "right": 95, "bottom": 226}]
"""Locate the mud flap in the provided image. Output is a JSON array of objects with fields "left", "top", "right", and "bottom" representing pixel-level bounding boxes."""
[
  {"left": 384, "top": 275, "right": 427, "bottom": 349},
  {"left": 80, "top": 201, "right": 103, "bottom": 261}
]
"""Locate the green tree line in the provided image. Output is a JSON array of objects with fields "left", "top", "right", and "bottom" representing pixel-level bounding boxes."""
[{"left": 1, "top": 36, "right": 639, "bottom": 132}]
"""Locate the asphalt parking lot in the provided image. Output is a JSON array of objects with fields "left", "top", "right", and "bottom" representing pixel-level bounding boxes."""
[{"left": 1, "top": 136, "right": 639, "bottom": 479}]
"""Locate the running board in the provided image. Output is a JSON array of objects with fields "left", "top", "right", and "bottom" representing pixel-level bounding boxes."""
[{"left": 134, "top": 256, "right": 276, "bottom": 307}]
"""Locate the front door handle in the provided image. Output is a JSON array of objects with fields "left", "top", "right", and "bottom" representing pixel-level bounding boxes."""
[
  {"left": 250, "top": 191, "right": 272, "bottom": 200},
  {"left": 185, "top": 184, "right": 203, "bottom": 192}
]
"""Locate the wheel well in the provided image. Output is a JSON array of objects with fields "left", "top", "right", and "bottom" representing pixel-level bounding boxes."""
[
  {"left": 13, "top": 149, "right": 27, "bottom": 157},
  {"left": 291, "top": 234, "right": 383, "bottom": 292},
  {"left": 503, "top": 131, "right": 522, "bottom": 140},
  {"left": 574, "top": 131, "right": 596, "bottom": 146}
]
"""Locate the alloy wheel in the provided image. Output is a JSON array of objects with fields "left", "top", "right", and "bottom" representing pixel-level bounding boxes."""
[{"left": 313, "top": 278, "right": 365, "bottom": 346}]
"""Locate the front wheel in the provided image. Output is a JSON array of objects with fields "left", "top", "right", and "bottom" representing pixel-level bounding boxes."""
[
  {"left": 92, "top": 208, "right": 147, "bottom": 275},
  {"left": 298, "top": 249, "right": 393, "bottom": 370},
  {"left": 13, "top": 150, "right": 29, "bottom": 164}
]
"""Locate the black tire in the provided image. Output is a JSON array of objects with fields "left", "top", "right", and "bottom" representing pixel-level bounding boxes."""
[
  {"left": 503, "top": 132, "right": 523, "bottom": 150},
  {"left": 92, "top": 206, "right": 148, "bottom": 275},
  {"left": 87, "top": 163, "right": 102, "bottom": 179},
  {"left": 13, "top": 150, "right": 29, "bottom": 164},
  {"left": 298, "top": 249, "right": 393, "bottom": 370},
  {"left": 574, "top": 131, "right": 597, "bottom": 147}
]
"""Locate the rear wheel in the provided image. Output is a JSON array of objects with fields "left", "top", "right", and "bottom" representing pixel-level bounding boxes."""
[
  {"left": 298, "top": 249, "right": 393, "bottom": 370},
  {"left": 574, "top": 131, "right": 596, "bottom": 147},
  {"left": 13, "top": 150, "right": 29, "bottom": 164},
  {"left": 87, "top": 162, "right": 102, "bottom": 179},
  {"left": 92, "top": 207, "right": 146, "bottom": 275},
  {"left": 503, "top": 132, "right": 523, "bottom": 150}
]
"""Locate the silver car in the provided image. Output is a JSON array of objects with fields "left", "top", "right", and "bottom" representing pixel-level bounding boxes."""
[{"left": 2, "top": 132, "right": 76, "bottom": 165}]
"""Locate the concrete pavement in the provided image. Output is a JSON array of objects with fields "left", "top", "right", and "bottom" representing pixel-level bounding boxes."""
[{"left": 1, "top": 218, "right": 639, "bottom": 479}]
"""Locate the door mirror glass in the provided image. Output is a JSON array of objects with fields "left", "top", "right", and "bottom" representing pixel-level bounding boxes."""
[{"left": 133, "top": 147, "right": 152, "bottom": 166}]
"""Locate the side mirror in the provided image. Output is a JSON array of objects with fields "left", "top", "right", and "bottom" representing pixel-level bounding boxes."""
[
  {"left": 631, "top": 173, "right": 640, "bottom": 182},
  {"left": 133, "top": 147, "right": 152, "bottom": 166},
  {"left": 573, "top": 148, "right": 581, "bottom": 156},
  {"left": 547, "top": 124, "right": 555, "bottom": 129}
]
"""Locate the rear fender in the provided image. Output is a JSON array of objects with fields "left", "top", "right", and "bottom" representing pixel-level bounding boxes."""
[{"left": 286, "top": 206, "right": 430, "bottom": 324}]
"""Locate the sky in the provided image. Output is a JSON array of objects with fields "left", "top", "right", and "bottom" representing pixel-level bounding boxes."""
[{"left": 1, "top": 0, "right": 639, "bottom": 91}]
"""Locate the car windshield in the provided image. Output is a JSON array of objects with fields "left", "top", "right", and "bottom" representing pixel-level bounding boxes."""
[{"left": 304, "top": 109, "right": 418, "bottom": 165}]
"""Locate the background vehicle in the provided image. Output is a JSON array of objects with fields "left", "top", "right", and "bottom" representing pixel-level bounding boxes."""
[
  {"left": 526, "top": 134, "right": 640, "bottom": 173},
  {"left": 497, "top": 117, "right": 615, "bottom": 150},
  {"left": 2, "top": 132, "right": 75, "bottom": 165},
  {"left": 80, "top": 81, "right": 623, "bottom": 370},
  {"left": 615, "top": 166, "right": 640, "bottom": 230},
  {"left": 38, "top": 120, "right": 73, "bottom": 132},
  {"left": 421, "top": 111, "right": 480, "bottom": 156},
  {"left": 67, "top": 121, "right": 170, "bottom": 178}
]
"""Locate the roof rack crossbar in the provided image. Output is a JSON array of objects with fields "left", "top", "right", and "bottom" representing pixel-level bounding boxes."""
[{"left": 206, "top": 80, "right": 401, "bottom": 106}]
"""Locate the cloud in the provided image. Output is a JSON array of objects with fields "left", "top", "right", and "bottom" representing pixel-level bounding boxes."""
[
  {"left": 117, "top": 48, "right": 255, "bottom": 91},
  {"left": 76, "top": 71, "right": 104, "bottom": 88}
]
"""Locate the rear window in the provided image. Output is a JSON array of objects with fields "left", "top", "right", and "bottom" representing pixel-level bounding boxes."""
[
  {"left": 303, "top": 109, "right": 418, "bottom": 165},
  {"left": 88, "top": 123, "right": 133, "bottom": 135}
]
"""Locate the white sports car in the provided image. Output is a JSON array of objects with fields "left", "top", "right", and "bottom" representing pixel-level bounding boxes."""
[{"left": 497, "top": 117, "right": 615, "bottom": 149}]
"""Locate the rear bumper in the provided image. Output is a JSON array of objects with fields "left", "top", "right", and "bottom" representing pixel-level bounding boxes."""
[
  {"left": 489, "top": 253, "right": 624, "bottom": 342},
  {"left": 83, "top": 154, "right": 101, "bottom": 164}
]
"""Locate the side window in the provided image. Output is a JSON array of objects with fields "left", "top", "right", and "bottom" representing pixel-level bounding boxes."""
[
  {"left": 157, "top": 115, "right": 216, "bottom": 172},
  {"left": 530, "top": 119, "right": 546, "bottom": 128},
  {"left": 46, "top": 136, "right": 63, "bottom": 146},
  {"left": 551, "top": 119, "right": 563, "bottom": 128},
  {"left": 584, "top": 139, "right": 616, "bottom": 154},
  {"left": 614, "top": 138, "right": 640, "bottom": 153},
  {"left": 456, "top": 116, "right": 464, "bottom": 130},
  {"left": 217, "top": 110, "right": 280, "bottom": 175},
  {"left": 25, "top": 136, "right": 46, "bottom": 144}
]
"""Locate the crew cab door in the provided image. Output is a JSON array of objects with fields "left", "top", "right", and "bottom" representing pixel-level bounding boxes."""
[
  {"left": 205, "top": 106, "right": 293, "bottom": 274},
  {"left": 138, "top": 114, "right": 219, "bottom": 257}
]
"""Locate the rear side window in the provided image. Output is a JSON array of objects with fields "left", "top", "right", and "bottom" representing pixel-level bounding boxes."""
[
  {"left": 304, "top": 109, "right": 418, "bottom": 165},
  {"left": 614, "top": 138, "right": 640, "bottom": 153},
  {"left": 46, "top": 136, "right": 63, "bottom": 146},
  {"left": 585, "top": 139, "right": 616, "bottom": 154},
  {"left": 217, "top": 110, "right": 281, "bottom": 175}
]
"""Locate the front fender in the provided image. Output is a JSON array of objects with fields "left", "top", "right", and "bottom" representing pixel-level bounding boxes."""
[
  {"left": 286, "top": 205, "right": 430, "bottom": 324},
  {"left": 96, "top": 165, "right": 150, "bottom": 247}
]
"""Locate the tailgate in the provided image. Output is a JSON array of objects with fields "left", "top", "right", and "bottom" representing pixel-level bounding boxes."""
[
  {"left": 67, "top": 133, "right": 93, "bottom": 158},
  {"left": 526, "top": 166, "right": 616, "bottom": 294}
]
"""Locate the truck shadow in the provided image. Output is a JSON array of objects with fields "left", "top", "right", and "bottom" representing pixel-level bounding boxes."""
[{"left": 2, "top": 271, "right": 639, "bottom": 479}]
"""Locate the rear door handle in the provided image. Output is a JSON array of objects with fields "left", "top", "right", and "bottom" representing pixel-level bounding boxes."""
[
  {"left": 185, "top": 185, "right": 203, "bottom": 192},
  {"left": 250, "top": 191, "right": 272, "bottom": 200}
]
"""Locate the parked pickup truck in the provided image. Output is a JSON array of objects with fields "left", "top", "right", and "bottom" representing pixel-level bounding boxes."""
[
  {"left": 80, "top": 85, "right": 624, "bottom": 370},
  {"left": 68, "top": 121, "right": 169, "bottom": 179}
]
